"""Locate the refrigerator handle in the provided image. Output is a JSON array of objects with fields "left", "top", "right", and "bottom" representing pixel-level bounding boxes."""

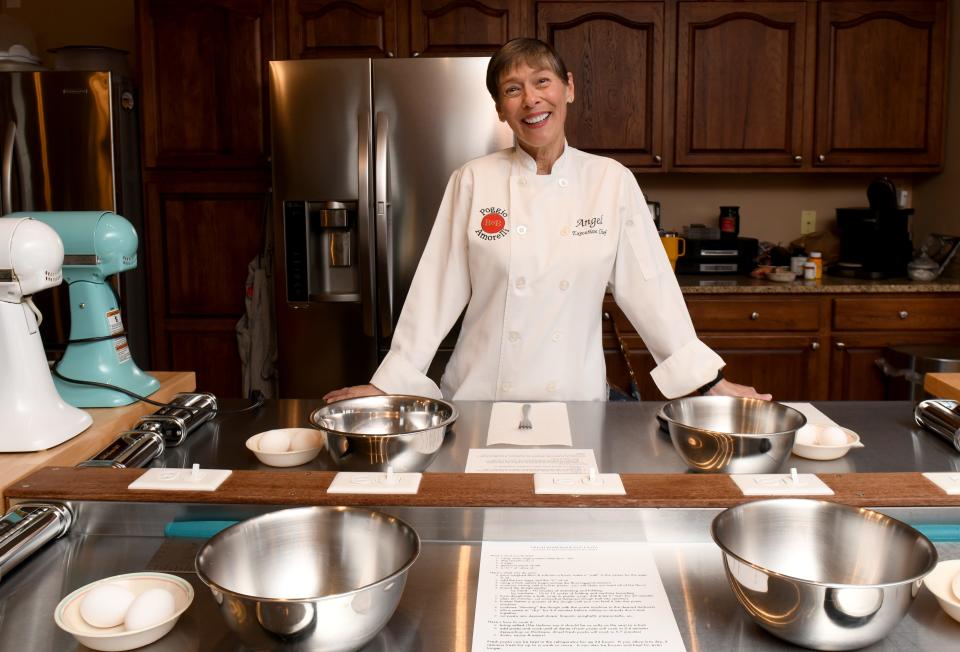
[
  {"left": 375, "top": 111, "right": 394, "bottom": 338},
  {"left": 358, "top": 111, "right": 376, "bottom": 337},
  {"left": 2, "top": 122, "right": 14, "bottom": 215}
]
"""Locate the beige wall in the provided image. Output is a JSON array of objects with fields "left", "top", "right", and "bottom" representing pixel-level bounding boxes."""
[
  {"left": 914, "top": 1, "right": 960, "bottom": 242},
  {"left": 0, "top": 0, "right": 135, "bottom": 67}
]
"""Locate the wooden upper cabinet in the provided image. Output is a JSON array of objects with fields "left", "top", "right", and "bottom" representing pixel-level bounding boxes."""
[
  {"left": 139, "top": 0, "right": 274, "bottom": 169},
  {"left": 675, "top": 2, "right": 807, "bottom": 168},
  {"left": 289, "top": 0, "right": 398, "bottom": 58},
  {"left": 814, "top": 1, "right": 947, "bottom": 169},
  {"left": 537, "top": 2, "right": 664, "bottom": 169},
  {"left": 410, "top": 0, "right": 526, "bottom": 57}
]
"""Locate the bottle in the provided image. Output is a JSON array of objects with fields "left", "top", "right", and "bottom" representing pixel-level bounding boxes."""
[
  {"left": 719, "top": 206, "right": 740, "bottom": 237},
  {"left": 803, "top": 261, "right": 817, "bottom": 280},
  {"left": 809, "top": 251, "right": 823, "bottom": 279}
]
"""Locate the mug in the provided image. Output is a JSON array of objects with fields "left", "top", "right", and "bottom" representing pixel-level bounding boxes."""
[{"left": 660, "top": 234, "right": 686, "bottom": 270}]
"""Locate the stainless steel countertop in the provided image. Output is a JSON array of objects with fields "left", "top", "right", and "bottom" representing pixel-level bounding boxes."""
[
  {"left": 160, "top": 400, "right": 960, "bottom": 475},
  {"left": 3, "top": 503, "right": 960, "bottom": 652}
]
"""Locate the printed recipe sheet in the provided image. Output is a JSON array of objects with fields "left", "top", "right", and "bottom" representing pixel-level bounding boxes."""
[{"left": 472, "top": 541, "right": 687, "bottom": 652}]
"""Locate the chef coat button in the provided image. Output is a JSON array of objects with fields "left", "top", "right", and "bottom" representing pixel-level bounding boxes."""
[
  {"left": 551, "top": 331, "right": 561, "bottom": 342},
  {"left": 502, "top": 382, "right": 513, "bottom": 392},
  {"left": 546, "top": 381, "right": 557, "bottom": 393},
  {"left": 560, "top": 227, "right": 569, "bottom": 236},
  {"left": 559, "top": 280, "right": 570, "bottom": 291},
  {"left": 516, "top": 224, "right": 528, "bottom": 235},
  {"left": 518, "top": 177, "right": 527, "bottom": 186},
  {"left": 508, "top": 331, "right": 521, "bottom": 343},
  {"left": 515, "top": 277, "right": 526, "bottom": 289},
  {"left": 558, "top": 178, "right": 568, "bottom": 187},
  {"left": 626, "top": 219, "right": 634, "bottom": 227}
]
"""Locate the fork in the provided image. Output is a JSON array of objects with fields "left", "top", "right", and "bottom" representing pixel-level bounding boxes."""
[{"left": 518, "top": 403, "right": 533, "bottom": 430}]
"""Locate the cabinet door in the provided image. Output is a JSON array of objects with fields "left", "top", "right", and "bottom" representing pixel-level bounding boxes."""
[
  {"left": 814, "top": 1, "right": 947, "bottom": 168},
  {"left": 675, "top": 2, "right": 807, "bottom": 168},
  {"left": 410, "top": 0, "right": 526, "bottom": 57},
  {"left": 288, "top": 0, "right": 399, "bottom": 58},
  {"left": 139, "top": 0, "right": 274, "bottom": 169},
  {"left": 829, "top": 332, "right": 960, "bottom": 400},
  {"left": 537, "top": 2, "right": 664, "bottom": 169}
]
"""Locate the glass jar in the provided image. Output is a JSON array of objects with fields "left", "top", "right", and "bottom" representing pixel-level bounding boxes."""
[
  {"left": 719, "top": 206, "right": 740, "bottom": 237},
  {"left": 803, "top": 261, "right": 817, "bottom": 280}
]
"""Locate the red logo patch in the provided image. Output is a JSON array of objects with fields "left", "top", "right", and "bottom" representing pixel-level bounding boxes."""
[{"left": 481, "top": 214, "right": 505, "bottom": 234}]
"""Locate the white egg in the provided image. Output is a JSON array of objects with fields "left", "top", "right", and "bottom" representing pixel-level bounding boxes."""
[
  {"left": 258, "top": 430, "right": 292, "bottom": 453},
  {"left": 79, "top": 583, "right": 136, "bottom": 629},
  {"left": 795, "top": 426, "right": 818, "bottom": 445},
  {"left": 952, "top": 570, "right": 960, "bottom": 602},
  {"left": 817, "top": 426, "right": 848, "bottom": 447},
  {"left": 290, "top": 429, "right": 319, "bottom": 451},
  {"left": 123, "top": 587, "right": 176, "bottom": 632}
]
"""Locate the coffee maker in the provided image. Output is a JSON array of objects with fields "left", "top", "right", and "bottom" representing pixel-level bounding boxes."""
[{"left": 830, "top": 178, "right": 913, "bottom": 279}]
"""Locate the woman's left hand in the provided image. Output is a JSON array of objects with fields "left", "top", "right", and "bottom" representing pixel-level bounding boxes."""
[{"left": 705, "top": 378, "right": 772, "bottom": 401}]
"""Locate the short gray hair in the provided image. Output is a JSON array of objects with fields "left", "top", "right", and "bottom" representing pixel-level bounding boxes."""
[{"left": 485, "top": 38, "right": 569, "bottom": 104}]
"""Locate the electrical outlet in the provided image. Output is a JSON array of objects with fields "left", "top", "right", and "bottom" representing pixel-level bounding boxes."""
[{"left": 801, "top": 210, "right": 817, "bottom": 234}]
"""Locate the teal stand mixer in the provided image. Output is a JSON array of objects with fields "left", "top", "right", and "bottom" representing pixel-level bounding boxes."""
[{"left": 10, "top": 211, "right": 160, "bottom": 407}]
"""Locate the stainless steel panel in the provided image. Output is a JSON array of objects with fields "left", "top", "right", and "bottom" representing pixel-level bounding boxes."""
[{"left": 372, "top": 57, "right": 514, "bottom": 351}]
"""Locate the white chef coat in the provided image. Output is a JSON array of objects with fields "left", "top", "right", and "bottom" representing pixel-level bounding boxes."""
[{"left": 370, "top": 144, "right": 724, "bottom": 401}]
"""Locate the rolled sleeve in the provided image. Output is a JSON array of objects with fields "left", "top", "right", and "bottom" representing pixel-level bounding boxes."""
[{"left": 371, "top": 351, "right": 443, "bottom": 399}]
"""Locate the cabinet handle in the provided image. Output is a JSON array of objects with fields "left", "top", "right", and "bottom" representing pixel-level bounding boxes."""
[
  {"left": 811, "top": 341, "right": 820, "bottom": 350},
  {"left": 818, "top": 154, "right": 826, "bottom": 162},
  {"left": 898, "top": 310, "right": 908, "bottom": 319},
  {"left": 412, "top": 51, "right": 420, "bottom": 57},
  {"left": 835, "top": 342, "right": 846, "bottom": 350},
  {"left": 793, "top": 155, "right": 802, "bottom": 163},
  {"left": 750, "top": 312, "right": 759, "bottom": 321},
  {"left": 386, "top": 51, "right": 395, "bottom": 58},
  {"left": 653, "top": 154, "right": 662, "bottom": 164}
]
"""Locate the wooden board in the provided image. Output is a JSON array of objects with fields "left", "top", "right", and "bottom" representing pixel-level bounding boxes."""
[
  {"left": 9, "top": 467, "right": 960, "bottom": 510},
  {"left": 0, "top": 371, "right": 196, "bottom": 505},
  {"left": 925, "top": 373, "right": 960, "bottom": 401}
]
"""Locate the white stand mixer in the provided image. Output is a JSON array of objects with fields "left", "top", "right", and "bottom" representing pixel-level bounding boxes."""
[{"left": 0, "top": 216, "right": 91, "bottom": 451}]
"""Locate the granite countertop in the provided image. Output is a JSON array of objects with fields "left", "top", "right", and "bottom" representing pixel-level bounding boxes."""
[{"left": 676, "top": 274, "right": 960, "bottom": 294}]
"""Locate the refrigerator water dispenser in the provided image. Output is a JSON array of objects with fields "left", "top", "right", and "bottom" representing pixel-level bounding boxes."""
[{"left": 284, "top": 200, "right": 360, "bottom": 302}]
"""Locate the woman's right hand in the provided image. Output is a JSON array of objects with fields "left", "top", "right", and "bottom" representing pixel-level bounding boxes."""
[{"left": 323, "top": 384, "right": 385, "bottom": 404}]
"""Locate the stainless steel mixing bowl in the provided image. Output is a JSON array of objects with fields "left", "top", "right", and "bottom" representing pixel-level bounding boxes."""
[
  {"left": 195, "top": 506, "right": 420, "bottom": 652},
  {"left": 310, "top": 395, "right": 457, "bottom": 472},
  {"left": 712, "top": 499, "right": 937, "bottom": 651},
  {"left": 660, "top": 396, "right": 805, "bottom": 473}
]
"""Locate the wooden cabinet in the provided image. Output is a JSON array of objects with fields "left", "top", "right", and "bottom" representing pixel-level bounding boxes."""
[
  {"left": 674, "top": 1, "right": 808, "bottom": 168},
  {"left": 605, "top": 292, "right": 960, "bottom": 402},
  {"left": 814, "top": 1, "right": 947, "bottom": 169},
  {"left": 288, "top": 0, "right": 399, "bottom": 58},
  {"left": 537, "top": 2, "right": 664, "bottom": 169},
  {"left": 410, "top": 0, "right": 527, "bottom": 56}
]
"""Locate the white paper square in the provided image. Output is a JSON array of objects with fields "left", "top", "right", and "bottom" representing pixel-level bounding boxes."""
[
  {"left": 486, "top": 402, "right": 572, "bottom": 446},
  {"left": 534, "top": 473, "right": 626, "bottom": 495},
  {"left": 922, "top": 472, "right": 960, "bottom": 495},
  {"left": 326, "top": 472, "right": 421, "bottom": 494},
  {"left": 465, "top": 448, "right": 597, "bottom": 474},
  {"left": 731, "top": 473, "right": 834, "bottom": 496},
  {"left": 128, "top": 467, "right": 232, "bottom": 491}
]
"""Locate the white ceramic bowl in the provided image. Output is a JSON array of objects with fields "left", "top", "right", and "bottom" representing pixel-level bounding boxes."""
[
  {"left": 922, "top": 559, "right": 960, "bottom": 624},
  {"left": 245, "top": 428, "right": 324, "bottom": 467},
  {"left": 792, "top": 424, "right": 865, "bottom": 460},
  {"left": 766, "top": 270, "right": 797, "bottom": 282},
  {"left": 54, "top": 572, "right": 193, "bottom": 652}
]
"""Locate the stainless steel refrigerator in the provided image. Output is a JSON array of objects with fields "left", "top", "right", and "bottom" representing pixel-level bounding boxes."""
[
  {"left": 0, "top": 70, "right": 149, "bottom": 364},
  {"left": 270, "top": 58, "right": 513, "bottom": 397}
]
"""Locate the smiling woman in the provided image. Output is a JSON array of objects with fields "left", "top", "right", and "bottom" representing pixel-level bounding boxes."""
[{"left": 323, "top": 38, "right": 769, "bottom": 407}]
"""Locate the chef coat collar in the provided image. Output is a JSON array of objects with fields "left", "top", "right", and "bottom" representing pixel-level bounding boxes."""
[{"left": 512, "top": 140, "right": 571, "bottom": 176}]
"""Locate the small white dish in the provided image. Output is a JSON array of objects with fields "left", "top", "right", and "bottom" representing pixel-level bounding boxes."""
[
  {"left": 792, "top": 425, "right": 865, "bottom": 460},
  {"left": 923, "top": 559, "right": 960, "bottom": 624},
  {"left": 55, "top": 572, "right": 193, "bottom": 652},
  {"left": 245, "top": 428, "right": 324, "bottom": 467},
  {"left": 766, "top": 270, "right": 797, "bottom": 282}
]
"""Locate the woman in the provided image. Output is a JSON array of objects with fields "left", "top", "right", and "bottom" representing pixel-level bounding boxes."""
[{"left": 325, "top": 38, "right": 769, "bottom": 403}]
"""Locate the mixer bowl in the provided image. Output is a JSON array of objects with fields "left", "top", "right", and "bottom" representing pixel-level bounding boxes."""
[
  {"left": 310, "top": 395, "right": 457, "bottom": 472},
  {"left": 195, "top": 506, "right": 420, "bottom": 652},
  {"left": 712, "top": 499, "right": 937, "bottom": 651},
  {"left": 660, "top": 396, "right": 805, "bottom": 473}
]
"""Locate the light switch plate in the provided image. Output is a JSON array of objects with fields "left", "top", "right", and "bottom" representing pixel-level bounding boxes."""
[
  {"left": 731, "top": 473, "right": 834, "bottom": 496},
  {"left": 327, "top": 472, "right": 422, "bottom": 495},
  {"left": 534, "top": 473, "right": 626, "bottom": 495},
  {"left": 801, "top": 210, "right": 817, "bottom": 234},
  {"left": 922, "top": 472, "right": 960, "bottom": 495},
  {"left": 129, "top": 467, "right": 232, "bottom": 491}
]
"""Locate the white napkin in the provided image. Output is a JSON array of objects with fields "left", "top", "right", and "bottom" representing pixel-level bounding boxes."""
[
  {"left": 486, "top": 402, "right": 572, "bottom": 446},
  {"left": 782, "top": 403, "right": 840, "bottom": 427}
]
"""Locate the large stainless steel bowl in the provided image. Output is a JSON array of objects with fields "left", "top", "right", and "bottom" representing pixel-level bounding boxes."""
[
  {"left": 660, "top": 396, "right": 805, "bottom": 473},
  {"left": 310, "top": 395, "right": 457, "bottom": 472},
  {"left": 195, "top": 506, "right": 420, "bottom": 652},
  {"left": 712, "top": 499, "right": 937, "bottom": 651}
]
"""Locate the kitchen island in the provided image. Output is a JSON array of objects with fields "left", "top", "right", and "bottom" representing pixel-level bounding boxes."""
[{"left": 4, "top": 399, "right": 960, "bottom": 651}]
